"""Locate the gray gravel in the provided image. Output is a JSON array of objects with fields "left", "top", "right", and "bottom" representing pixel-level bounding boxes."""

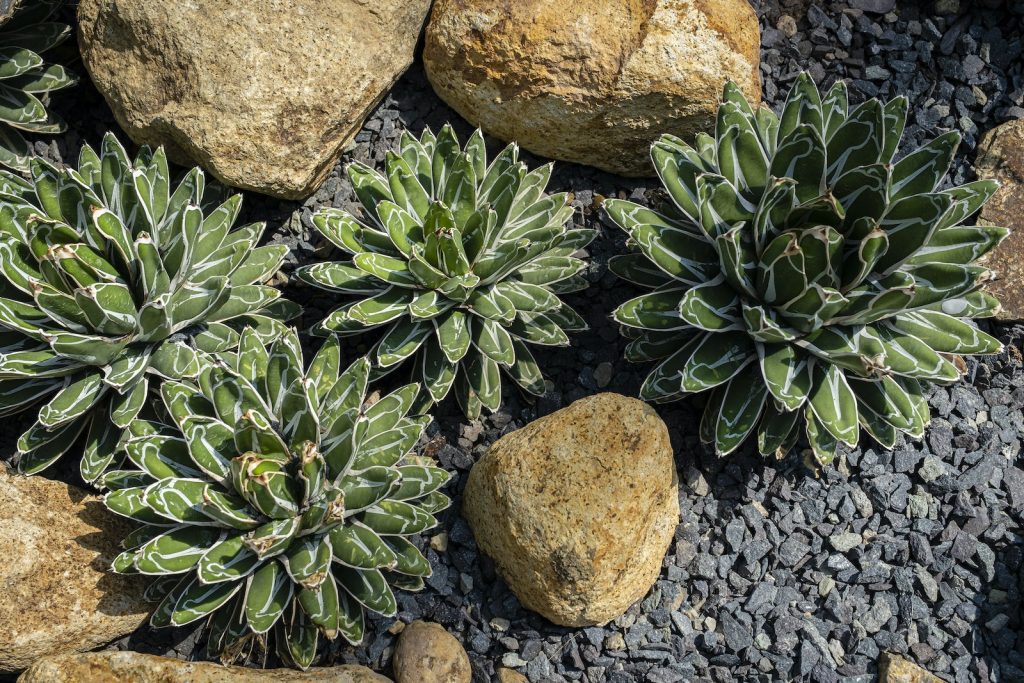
[{"left": 1, "top": 1, "right": 1022, "bottom": 682}]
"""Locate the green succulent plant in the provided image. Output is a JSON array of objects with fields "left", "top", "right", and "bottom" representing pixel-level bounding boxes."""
[
  {"left": 0, "top": 132, "right": 295, "bottom": 482},
  {"left": 0, "top": 0, "right": 77, "bottom": 172},
  {"left": 103, "top": 328, "right": 449, "bottom": 669},
  {"left": 606, "top": 74, "right": 1007, "bottom": 463},
  {"left": 297, "top": 126, "right": 594, "bottom": 419}
]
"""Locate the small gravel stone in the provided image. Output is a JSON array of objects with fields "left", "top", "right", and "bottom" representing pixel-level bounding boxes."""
[
  {"left": 502, "top": 653, "right": 527, "bottom": 668},
  {"left": 986, "top": 614, "right": 1010, "bottom": 633},
  {"left": 850, "top": 488, "right": 874, "bottom": 518},
  {"left": 685, "top": 466, "right": 710, "bottom": 496},
  {"left": 915, "top": 566, "right": 940, "bottom": 603},
  {"left": 859, "top": 599, "right": 893, "bottom": 634},
  {"left": 907, "top": 489, "right": 933, "bottom": 518},
  {"left": 604, "top": 633, "right": 626, "bottom": 651},
  {"left": 918, "top": 456, "right": 947, "bottom": 483},
  {"left": 828, "top": 532, "right": 862, "bottom": 553},
  {"left": 593, "top": 362, "right": 614, "bottom": 389},
  {"left": 430, "top": 533, "right": 449, "bottom": 552},
  {"left": 779, "top": 536, "right": 810, "bottom": 566},
  {"left": 777, "top": 15, "right": 797, "bottom": 37}
]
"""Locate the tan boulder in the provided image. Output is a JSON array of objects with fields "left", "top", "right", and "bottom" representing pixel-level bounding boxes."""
[
  {"left": 423, "top": 0, "right": 761, "bottom": 176},
  {"left": 17, "top": 651, "right": 390, "bottom": 682},
  {"left": 976, "top": 118, "right": 1024, "bottom": 321},
  {"left": 0, "top": 470, "right": 149, "bottom": 674},
  {"left": 878, "top": 652, "right": 944, "bottom": 683},
  {"left": 463, "top": 393, "right": 679, "bottom": 627},
  {"left": 392, "top": 621, "right": 471, "bottom": 683},
  {"left": 77, "top": 0, "right": 431, "bottom": 199}
]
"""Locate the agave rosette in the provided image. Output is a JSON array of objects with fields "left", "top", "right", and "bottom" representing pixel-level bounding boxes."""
[
  {"left": 0, "top": 0, "right": 77, "bottom": 171},
  {"left": 297, "top": 126, "right": 594, "bottom": 418},
  {"left": 606, "top": 74, "right": 1007, "bottom": 462},
  {"left": 103, "top": 328, "right": 449, "bottom": 669},
  {"left": 0, "top": 132, "right": 294, "bottom": 481}
]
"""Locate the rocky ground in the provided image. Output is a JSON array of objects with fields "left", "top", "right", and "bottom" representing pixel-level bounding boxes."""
[{"left": 2, "top": 1, "right": 1023, "bottom": 682}]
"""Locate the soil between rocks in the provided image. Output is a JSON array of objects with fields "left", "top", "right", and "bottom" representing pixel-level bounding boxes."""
[{"left": 1, "top": 1, "right": 1023, "bottom": 682}]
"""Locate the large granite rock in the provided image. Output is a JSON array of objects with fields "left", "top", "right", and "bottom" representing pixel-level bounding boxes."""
[
  {"left": 392, "top": 621, "right": 470, "bottom": 683},
  {"left": 77, "top": 0, "right": 431, "bottom": 199},
  {"left": 976, "top": 117, "right": 1024, "bottom": 321},
  {"left": 17, "top": 652, "right": 390, "bottom": 682},
  {"left": 0, "top": 470, "right": 148, "bottom": 674},
  {"left": 463, "top": 393, "right": 679, "bottom": 626},
  {"left": 423, "top": 0, "right": 761, "bottom": 176}
]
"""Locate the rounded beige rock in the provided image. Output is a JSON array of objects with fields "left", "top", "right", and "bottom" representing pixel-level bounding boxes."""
[
  {"left": 17, "top": 652, "right": 391, "bottom": 682},
  {"left": 976, "top": 118, "right": 1024, "bottom": 322},
  {"left": 462, "top": 393, "right": 679, "bottom": 627},
  {"left": 424, "top": 0, "right": 761, "bottom": 176},
  {"left": 392, "top": 621, "right": 471, "bottom": 683}
]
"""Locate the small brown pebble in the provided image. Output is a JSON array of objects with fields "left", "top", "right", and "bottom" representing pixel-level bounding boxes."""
[
  {"left": 393, "top": 621, "right": 470, "bottom": 683},
  {"left": 497, "top": 668, "right": 529, "bottom": 683},
  {"left": 777, "top": 14, "right": 798, "bottom": 37}
]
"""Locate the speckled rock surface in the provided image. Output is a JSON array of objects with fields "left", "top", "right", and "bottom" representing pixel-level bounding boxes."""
[
  {"left": 879, "top": 651, "right": 946, "bottom": 683},
  {"left": 0, "top": 470, "right": 149, "bottom": 674},
  {"left": 423, "top": 0, "right": 761, "bottom": 176},
  {"left": 16, "top": 652, "right": 391, "bottom": 682},
  {"left": 462, "top": 393, "right": 679, "bottom": 627},
  {"left": 76, "top": 0, "right": 431, "bottom": 199},
  {"left": 976, "top": 117, "right": 1024, "bottom": 322},
  {"left": 392, "top": 621, "right": 471, "bottom": 683}
]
